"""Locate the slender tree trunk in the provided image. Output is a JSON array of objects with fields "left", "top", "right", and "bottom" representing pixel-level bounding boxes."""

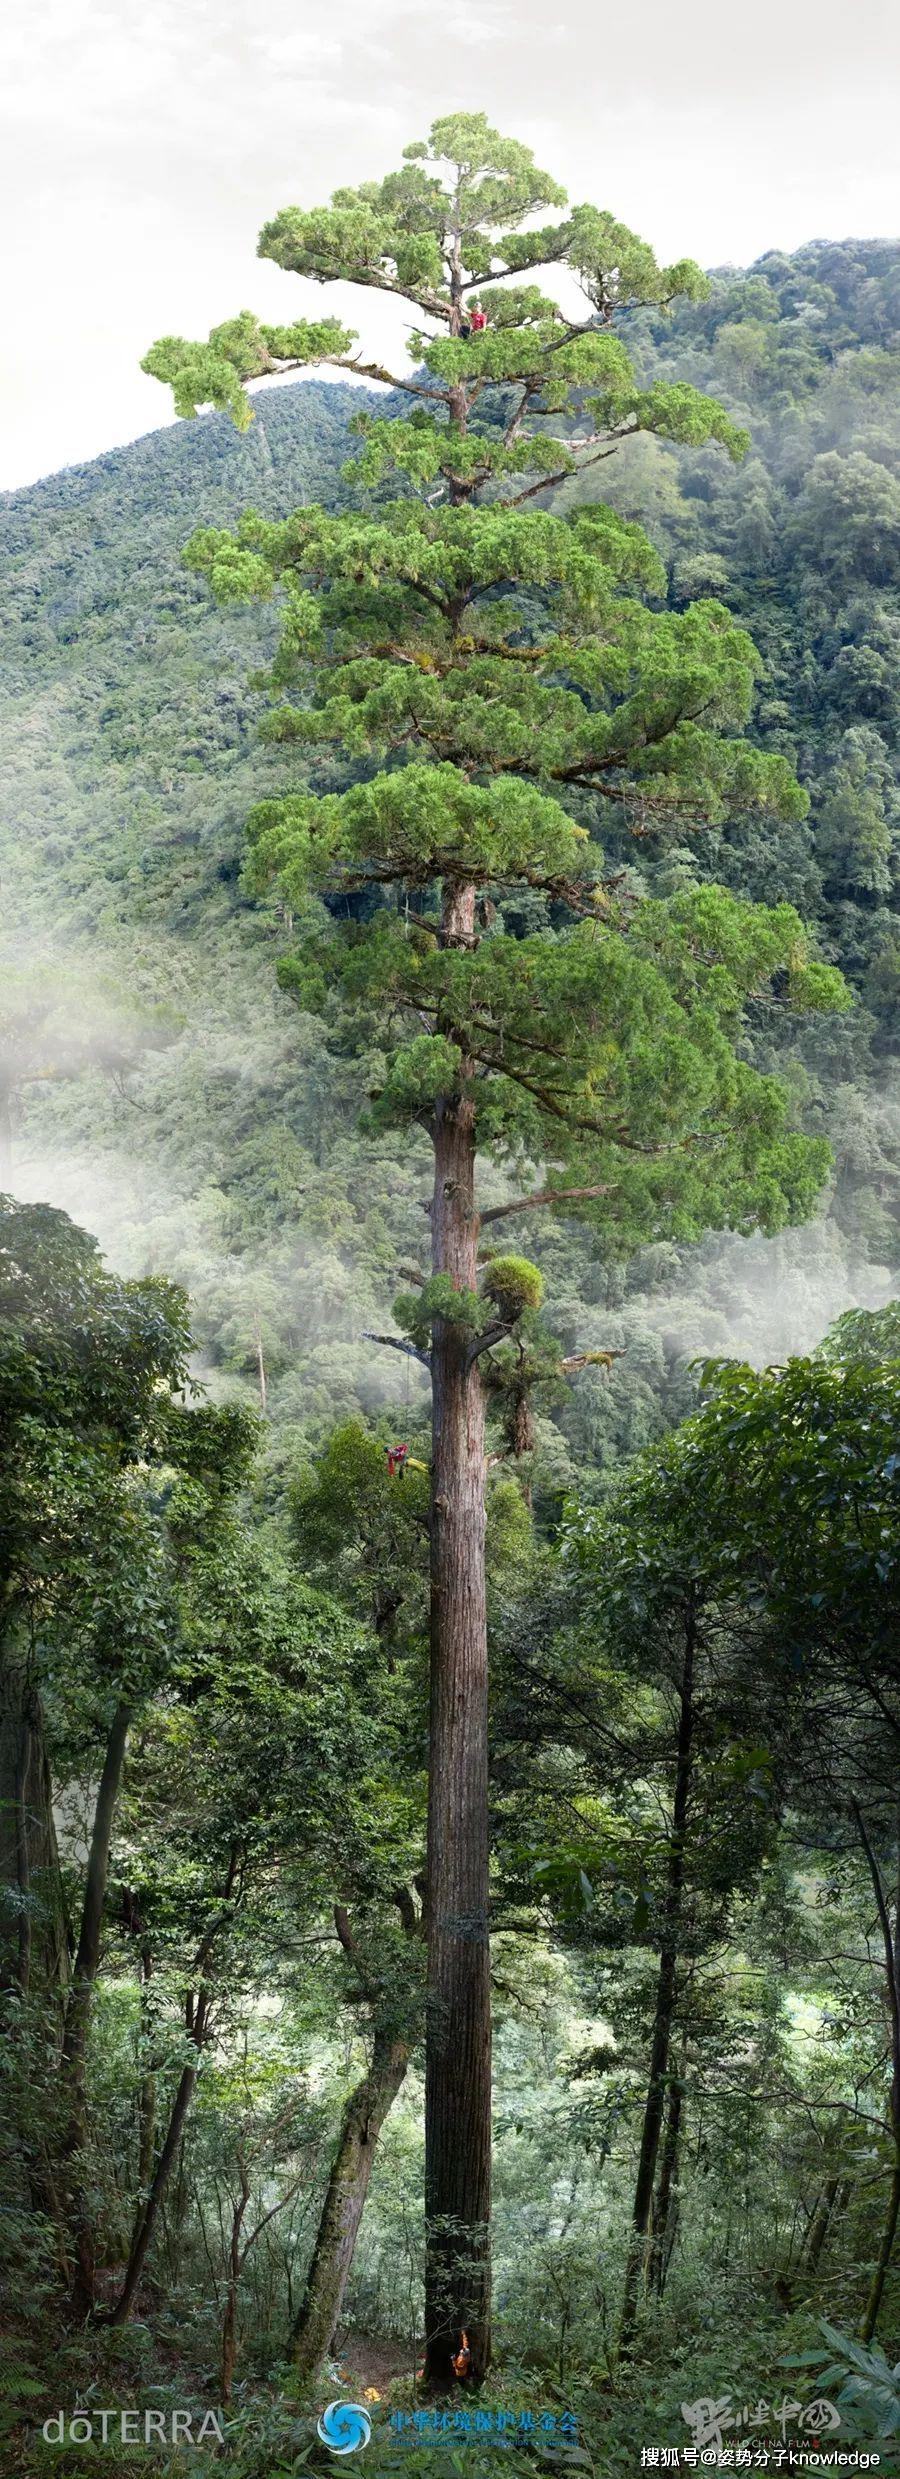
[
  {"left": 167, "top": 2134, "right": 192, "bottom": 2285},
  {"left": 292, "top": 2031, "right": 410, "bottom": 2381},
  {"left": 110, "top": 1853, "right": 238, "bottom": 2323},
  {"left": 134, "top": 2071, "right": 157, "bottom": 2217},
  {"left": 800, "top": 2173, "right": 846, "bottom": 2277},
  {"left": 60, "top": 1701, "right": 132, "bottom": 2320},
  {"left": 221, "top": 2285, "right": 237, "bottom": 2410},
  {"left": 424, "top": 883, "right": 492, "bottom": 2390},
  {"left": 618, "top": 1601, "right": 696, "bottom": 2356},
  {"left": 446, "top": 224, "right": 470, "bottom": 495},
  {"left": 108, "top": 1989, "right": 208, "bottom": 2327},
  {"left": 62, "top": 1702, "right": 132, "bottom": 2092},
  {"left": 222, "top": 2172, "right": 250, "bottom": 2405},
  {"left": 134, "top": 1951, "right": 157, "bottom": 2238},
  {"left": 0, "top": 1651, "right": 71, "bottom": 2270},
  {"left": 109, "top": 2057, "right": 199, "bottom": 2324},
  {"left": 648, "top": 2055, "right": 685, "bottom": 2295},
  {"left": 109, "top": 1844, "right": 239, "bottom": 2324},
  {"left": 0, "top": 1639, "right": 69, "bottom": 1997}
]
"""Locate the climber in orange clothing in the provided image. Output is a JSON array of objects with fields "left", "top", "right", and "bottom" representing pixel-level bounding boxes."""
[{"left": 386, "top": 1443, "right": 428, "bottom": 1479}]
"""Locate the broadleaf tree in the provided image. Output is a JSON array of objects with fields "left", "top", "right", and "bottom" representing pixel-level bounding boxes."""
[
  {"left": 145, "top": 112, "right": 849, "bottom": 2386},
  {"left": 588, "top": 1333, "right": 900, "bottom": 2346}
]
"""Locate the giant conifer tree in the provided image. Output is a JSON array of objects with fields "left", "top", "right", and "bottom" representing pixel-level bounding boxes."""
[{"left": 145, "top": 113, "right": 846, "bottom": 2384}]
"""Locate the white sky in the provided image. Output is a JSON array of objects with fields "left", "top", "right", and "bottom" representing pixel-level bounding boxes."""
[{"left": 2, "top": 0, "right": 898, "bottom": 490}]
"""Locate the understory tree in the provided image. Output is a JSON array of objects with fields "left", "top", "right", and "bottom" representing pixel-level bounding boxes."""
[
  {"left": 493, "top": 1464, "right": 798, "bottom": 2358},
  {"left": 0, "top": 1195, "right": 247, "bottom": 2314},
  {"left": 672, "top": 1329, "right": 900, "bottom": 2344},
  {"left": 555, "top": 1320, "right": 900, "bottom": 2351},
  {"left": 145, "top": 113, "right": 847, "bottom": 2385},
  {"left": 0, "top": 1197, "right": 192, "bottom": 2009},
  {"left": 102, "top": 1519, "right": 394, "bottom": 2342},
  {"left": 1, "top": 1195, "right": 412, "bottom": 2347}
]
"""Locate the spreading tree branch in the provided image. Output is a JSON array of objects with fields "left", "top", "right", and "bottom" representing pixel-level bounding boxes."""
[
  {"left": 466, "top": 1321, "right": 514, "bottom": 1368},
  {"left": 480, "top": 1182, "right": 613, "bottom": 1225},
  {"left": 505, "top": 436, "right": 627, "bottom": 508},
  {"left": 391, "top": 1884, "right": 423, "bottom": 1941},
  {"left": 334, "top": 1904, "right": 380, "bottom": 2001},
  {"left": 362, "top": 1330, "right": 431, "bottom": 1371}
]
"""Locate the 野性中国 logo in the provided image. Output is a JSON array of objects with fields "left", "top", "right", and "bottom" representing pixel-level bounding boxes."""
[{"left": 316, "top": 2400, "right": 372, "bottom": 2455}]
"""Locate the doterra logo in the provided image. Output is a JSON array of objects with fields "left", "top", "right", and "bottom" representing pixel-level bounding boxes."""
[{"left": 317, "top": 2401, "right": 373, "bottom": 2455}]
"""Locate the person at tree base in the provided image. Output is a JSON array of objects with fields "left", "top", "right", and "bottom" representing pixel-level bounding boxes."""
[{"left": 451, "top": 2331, "right": 472, "bottom": 2380}]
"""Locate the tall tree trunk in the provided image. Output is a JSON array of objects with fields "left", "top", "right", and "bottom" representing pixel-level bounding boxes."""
[
  {"left": 0, "top": 1641, "right": 69, "bottom": 1998},
  {"left": 109, "top": 1854, "right": 238, "bottom": 2324},
  {"left": 800, "top": 2173, "right": 848, "bottom": 2277},
  {"left": 60, "top": 1701, "right": 133, "bottom": 2319},
  {"left": 424, "top": 882, "right": 492, "bottom": 2390},
  {"left": 221, "top": 2283, "right": 238, "bottom": 2410},
  {"left": 446, "top": 221, "right": 470, "bottom": 496},
  {"left": 222, "top": 2170, "right": 251, "bottom": 2406},
  {"left": 292, "top": 2031, "right": 410, "bottom": 2381},
  {"left": 108, "top": 2038, "right": 202, "bottom": 2326},
  {"left": 62, "top": 1702, "right": 132, "bottom": 2093},
  {"left": 618, "top": 1600, "right": 696, "bottom": 2356},
  {"left": 133, "top": 1945, "right": 157, "bottom": 2241},
  {"left": 648, "top": 2052, "right": 685, "bottom": 2296},
  {"left": 0, "top": 1647, "right": 70, "bottom": 2278}
]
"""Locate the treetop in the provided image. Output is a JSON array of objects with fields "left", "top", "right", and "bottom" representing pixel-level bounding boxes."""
[{"left": 141, "top": 115, "right": 736, "bottom": 500}]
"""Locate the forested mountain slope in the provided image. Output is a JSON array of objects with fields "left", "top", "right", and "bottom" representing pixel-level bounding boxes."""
[{"left": 3, "top": 243, "right": 900, "bottom": 1494}]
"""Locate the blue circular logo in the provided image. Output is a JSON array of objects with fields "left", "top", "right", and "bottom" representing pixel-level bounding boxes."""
[{"left": 316, "top": 2401, "right": 372, "bottom": 2455}]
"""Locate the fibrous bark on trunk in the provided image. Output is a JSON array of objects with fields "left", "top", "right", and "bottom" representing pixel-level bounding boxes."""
[{"left": 424, "top": 881, "right": 492, "bottom": 2388}]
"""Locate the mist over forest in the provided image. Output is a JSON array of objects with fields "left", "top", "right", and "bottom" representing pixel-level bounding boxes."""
[
  {"left": 5, "top": 247, "right": 900, "bottom": 1480},
  {"left": 3, "top": 184, "right": 900, "bottom": 2476}
]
